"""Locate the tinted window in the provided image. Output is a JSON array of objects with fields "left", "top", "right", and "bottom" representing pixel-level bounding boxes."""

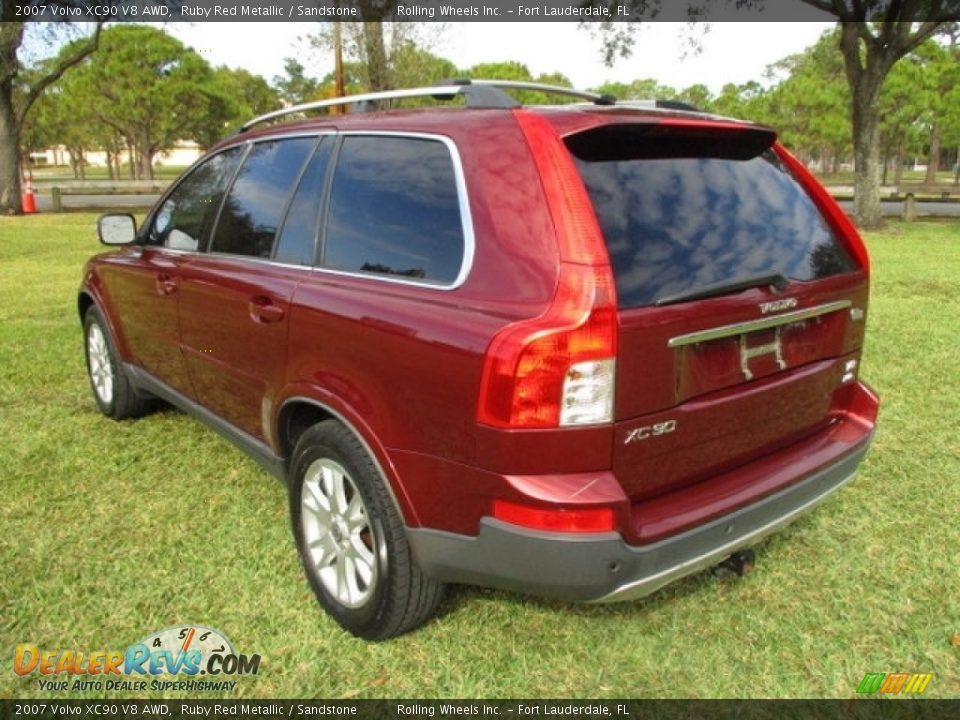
[
  {"left": 573, "top": 143, "right": 856, "bottom": 308},
  {"left": 149, "top": 147, "right": 243, "bottom": 251},
  {"left": 274, "top": 138, "right": 332, "bottom": 265},
  {"left": 323, "top": 136, "right": 465, "bottom": 284},
  {"left": 210, "top": 138, "right": 315, "bottom": 258}
]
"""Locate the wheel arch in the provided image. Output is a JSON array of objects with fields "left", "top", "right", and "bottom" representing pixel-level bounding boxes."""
[
  {"left": 276, "top": 394, "right": 419, "bottom": 527},
  {"left": 78, "top": 281, "right": 132, "bottom": 361}
]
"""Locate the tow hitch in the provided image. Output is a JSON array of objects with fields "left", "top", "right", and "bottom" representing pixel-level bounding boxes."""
[{"left": 718, "top": 548, "right": 756, "bottom": 577}]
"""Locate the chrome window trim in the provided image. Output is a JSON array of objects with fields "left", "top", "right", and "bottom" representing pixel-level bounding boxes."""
[
  {"left": 315, "top": 131, "right": 475, "bottom": 292},
  {"left": 667, "top": 300, "right": 852, "bottom": 348},
  {"left": 146, "top": 130, "right": 475, "bottom": 292}
]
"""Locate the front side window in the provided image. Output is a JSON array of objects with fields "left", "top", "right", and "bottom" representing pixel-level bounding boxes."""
[
  {"left": 323, "top": 136, "right": 465, "bottom": 284},
  {"left": 210, "top": 138, "right": 316, "bottom": 258},
  {"left": 149, "top": 147, "right": 243, "bottom": 251}
]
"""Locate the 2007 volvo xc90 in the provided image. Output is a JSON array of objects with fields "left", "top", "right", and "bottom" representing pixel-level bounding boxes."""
[{"left": 80, "top": 80, "right": 879, "bottom": 639}]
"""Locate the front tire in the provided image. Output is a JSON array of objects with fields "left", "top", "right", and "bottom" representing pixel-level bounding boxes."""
[
  {"left": 83, "top": 306, "right": 153, "bottom": 420},
  {"left": 290, "top": 420, "right": 444, "bottom": 640}
]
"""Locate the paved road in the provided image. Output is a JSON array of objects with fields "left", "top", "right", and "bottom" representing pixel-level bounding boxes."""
[
  {"left": 33, "top": 193, "right": 960, "bottom": 217},
  {"left": 836, "top": 200, "right": 960, "bottom": 217}
]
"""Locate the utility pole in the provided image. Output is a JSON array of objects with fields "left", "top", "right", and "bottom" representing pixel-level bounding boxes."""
[{"left": 332, "top": 22, "right": 346, "bottom": 114}]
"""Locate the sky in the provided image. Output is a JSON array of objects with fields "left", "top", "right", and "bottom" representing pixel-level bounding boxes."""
[{"left": 166, "top": 22, "right": 837, "bottom": 94}]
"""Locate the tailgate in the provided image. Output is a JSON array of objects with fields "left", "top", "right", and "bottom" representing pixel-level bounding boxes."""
[
  {"left": 567, "top": 118, "right": 870, "bottom": 501},
  {"left": 613, "top": 277, "right": 867, "bottom": 500}
]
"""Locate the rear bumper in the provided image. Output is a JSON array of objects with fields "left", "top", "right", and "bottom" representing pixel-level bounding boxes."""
[{"left": 408, "top": 431, "right": 872, "bottom": 602}]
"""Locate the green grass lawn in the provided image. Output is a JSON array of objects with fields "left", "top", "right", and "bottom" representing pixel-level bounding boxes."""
[{"left": 1, "top": 215, "right": 958, "bottom": 700}]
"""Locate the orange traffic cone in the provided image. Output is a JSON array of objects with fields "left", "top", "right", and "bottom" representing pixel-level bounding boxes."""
[{"left": 21, "top": 177, "right": 37, "bottom": 214}]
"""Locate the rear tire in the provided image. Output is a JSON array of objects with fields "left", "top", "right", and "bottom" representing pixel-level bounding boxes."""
[
  {"left": 289, "top": 420, "right": 444, "bottom": 640},
  {"left": 83, "top": 306, "right": 153, "bottom": 420}
]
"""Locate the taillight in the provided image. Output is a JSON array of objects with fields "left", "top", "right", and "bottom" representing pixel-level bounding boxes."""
[
  {"left": 476, "top": 110, "right": 617, "bottom": 429},
  {"left": 774, "top": 143, "right": 870, "bottom": 273},
  {"left": 492, "top": 499, "right": 615, "bottom": 533}
]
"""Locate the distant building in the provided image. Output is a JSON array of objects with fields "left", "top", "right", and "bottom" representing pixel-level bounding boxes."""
[{"left": 28, "top": 141, "right": 202, "bottom": 169}]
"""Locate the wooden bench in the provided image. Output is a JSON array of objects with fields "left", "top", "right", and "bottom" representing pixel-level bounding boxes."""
[
  {"left": 46, "top": 184, "right": 168, "bottom": 212},
  {"left": 894, "top": 184, "right": 960, "bottom": 221}
]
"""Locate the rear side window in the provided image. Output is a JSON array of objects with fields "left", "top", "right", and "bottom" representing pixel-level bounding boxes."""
[
  {"left": 570, "top": 127, "right": 856, "bottom": 308},
  {"left": 323, "top": 136, "right": 465, "bottom": 284},
  {"left": 210, "top": 137, "right": 315, "bottom": 258},
  {"left": 274, "top": 138, "right": 332, "bottom": 266}
]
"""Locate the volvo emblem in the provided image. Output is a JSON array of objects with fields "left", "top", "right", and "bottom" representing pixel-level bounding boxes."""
[{"left": 759, "top": 297, "right": 798, "bottom": 314}]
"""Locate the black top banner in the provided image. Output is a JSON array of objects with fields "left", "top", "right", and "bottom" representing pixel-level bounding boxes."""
[
  {"left": 9, "top": 0, "right": 960, "bottom": 22},
  {"left": 2, "top": 700, "right": 960, "bottom": 720}
]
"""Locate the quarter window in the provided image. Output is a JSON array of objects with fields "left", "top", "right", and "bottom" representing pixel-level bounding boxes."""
[
  {"left": 210, "top": 138, "right": 316, "bottom": 258},
  {"left": 323, "top": 136, "right": 465, "bottom": 284},
  {"left": 149, "top": 147, "right": 243, "bottom": 251}
]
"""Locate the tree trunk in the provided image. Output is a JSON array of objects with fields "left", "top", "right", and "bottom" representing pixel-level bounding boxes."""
[
  {"left": 362, "top": 22, "right": 391, "bottom": 93},
  {"left": 850, "top": 87, "right": 884, "bottom": 228},
  {"left": 894, "top": 142, "right": 905, "bottom": 186},
  {"left": 925, "top": 124, "right": 941, "bottom": 184},
  {"left": 0, "top": 82, "right": 21, "bottom": 214},
  {"left": 140, "top": 148, "right": 154, "bottom": 181},
  {"left": 839, "top": 24, "right": 890, "bottom": 229}
]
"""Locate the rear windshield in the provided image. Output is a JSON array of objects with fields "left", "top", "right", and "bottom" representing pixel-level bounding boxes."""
[{"left": 570, "top": 129, "right": 856, "bottom": 308}]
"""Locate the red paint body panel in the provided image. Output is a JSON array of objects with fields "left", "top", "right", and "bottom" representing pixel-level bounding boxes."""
[
  {"left": 98, "top": 247, "right": 192, "bottom": 392},
  {"left": 178, "top": 255, "right": 303, "bottom": 441}
]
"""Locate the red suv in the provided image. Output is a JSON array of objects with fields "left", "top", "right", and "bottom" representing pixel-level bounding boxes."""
[{"left": 80, "top": 80, "right": 879, "bottom": 639}]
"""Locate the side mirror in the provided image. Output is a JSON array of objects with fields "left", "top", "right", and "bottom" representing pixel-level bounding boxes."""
[{"left": 97, "top": 214, "right": 137, "bottom": 246}]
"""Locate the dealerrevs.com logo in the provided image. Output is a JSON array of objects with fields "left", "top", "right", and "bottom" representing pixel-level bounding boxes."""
[{"left": 13, "top": 626, "right": 260, "bottom": 692}]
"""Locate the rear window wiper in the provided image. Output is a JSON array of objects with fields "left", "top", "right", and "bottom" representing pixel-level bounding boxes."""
[{"left": 655, "top": 272, "right": 790, "bottom": 307}]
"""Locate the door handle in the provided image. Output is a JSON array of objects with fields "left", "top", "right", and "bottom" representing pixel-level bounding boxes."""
[
  {"left": 155, "top": 273, "right": 177, "bottom": 296},
  {"left": 249, "top": 296, "right": 285, "bottom": 324}
]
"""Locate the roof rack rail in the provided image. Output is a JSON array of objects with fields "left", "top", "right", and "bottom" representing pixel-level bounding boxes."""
[
  {"left": 463, "top": 79, "right": 617, "bottom": 107},
  {"left": 238, "top": 78, "right": 618, "bottom": 133},
  {"left": 616, "top": 99, "right": 704, "bottom": 113}
]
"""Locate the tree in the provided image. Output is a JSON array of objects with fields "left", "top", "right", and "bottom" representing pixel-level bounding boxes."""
[
  {"left": 68, "top": 26, "right": 224, "bottom": 180},
  {"left": 763, "top": 29, "right": 850, "bottom": 170},
  {"left": 192, "top": 66, "right": 280, "bottom": 148},
  {"left": 594, "top": 77, "right": 679, "bottom": 101},
  {"left": 307, "top": 21, "right": 446, "bottom": 95},
  {"left": 587, "top": 1, "right": 955, "bottom": 227},
  {"left": 273, "top": 58, "right": 323, "bottom": 105},
  {"left": 826, "top": 9, "right": 953, "bottom": 226},
  {"left": 0, "top": 19, "right": 102, "bottom": 213},
  {"left": 464, "top": 61, "right": 574, "bottom": 104},
  {"left": 877, "top": 49, "right": 928, "bottom": 184},
  {"left": 903, "top": 39, "right": 960, "bottom": 182}
]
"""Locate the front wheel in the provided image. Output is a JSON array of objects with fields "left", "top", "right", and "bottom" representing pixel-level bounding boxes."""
[
  {"left": 289, "top": 420, "right": 444, "bottom": 640},
  {"left": 83, "top": 306, "right": 153, "bottom": 420}
]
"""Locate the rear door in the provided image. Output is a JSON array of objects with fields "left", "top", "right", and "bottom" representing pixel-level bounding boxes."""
[
  {"left": 567, "top": 122, "right": 869, "bottom": 501},
  {"left": 178, "top": 135, "right": 330, "bottom": 440}
]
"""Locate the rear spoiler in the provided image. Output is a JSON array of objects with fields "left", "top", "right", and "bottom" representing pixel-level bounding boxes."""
[{"left": 565, "top": 121, "right": 778, "bottom": 162}]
